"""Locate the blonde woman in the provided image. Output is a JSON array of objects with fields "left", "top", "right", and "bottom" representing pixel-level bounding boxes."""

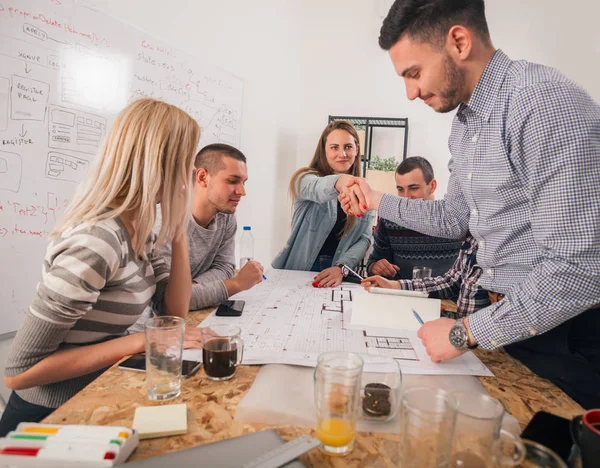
[
  {"left": 0, "top": 99, "right": 201, "bottom": 434},
  {"left": 272, "top": 121, "right": 374, "bottom": 287}
]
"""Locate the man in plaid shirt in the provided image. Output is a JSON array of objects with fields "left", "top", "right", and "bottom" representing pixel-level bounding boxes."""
[
  {"left": 341, "top": 0, "right": 600, "bottom": 408},
  {"left": 363, "top": 234, "right": 490, "bottom": 318}
]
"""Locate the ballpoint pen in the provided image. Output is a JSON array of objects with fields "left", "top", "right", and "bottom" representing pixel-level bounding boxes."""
[
  {"left": 341, "top": 264, "right": 363, "bottom": 280},
  {"left": 412, "top": 309, "right": 425, "bottom": 325}
]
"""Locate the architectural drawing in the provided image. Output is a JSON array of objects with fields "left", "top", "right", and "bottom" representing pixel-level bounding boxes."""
[
  {"left": 0, "top": 77, "right": 8, "bottom": 131},
  {"left": 0, "top": 151, "right": 22, "bottom": 192},
  {"left": 45, "top": 151, "right": 89, "bottom": 183},
  {"left": 191, "top": 270, "right": 493, "bottom": 376},
  {"left": 48, "top": 105, "right": 106, "bottom": 155},
  {"left": 10, "top": 75, "right": 50, "bottom": 121},
  {"left": 199, "top": 270, "right": 419, "bottom": 365}
]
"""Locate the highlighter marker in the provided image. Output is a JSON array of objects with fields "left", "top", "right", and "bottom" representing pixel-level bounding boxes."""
[
  {"left": 1, "top": 439, "right": 121, "bottom": 452},
  {"left": 0, "top": 445, "right": 116, "bottom": 460},
  {"left": 8, "top": 433, "right": 126, "bottom": 446},
  {"left": 18, "top": 424, "right": 131, "bottom": 439}
]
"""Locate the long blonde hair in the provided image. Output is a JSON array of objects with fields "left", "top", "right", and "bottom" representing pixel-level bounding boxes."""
[
  {"left": 51, "top": 98, "right": 200, "bottom": 258},
  {"left": 289, "top": 120, "right": 362, "bottom": 235}
]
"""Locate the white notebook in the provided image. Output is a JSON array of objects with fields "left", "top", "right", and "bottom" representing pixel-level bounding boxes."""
[{"left": 350, "top": 290, "right": 441, "bottom": 331}]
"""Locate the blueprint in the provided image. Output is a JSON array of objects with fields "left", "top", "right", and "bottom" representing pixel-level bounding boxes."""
[{"left": 184, "top": 269, "right": 492, "bottom": 376}]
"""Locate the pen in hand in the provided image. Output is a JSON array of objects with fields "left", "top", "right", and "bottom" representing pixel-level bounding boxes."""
[{"left": 412, "top": 309, "right": 424, "bottom": 325}]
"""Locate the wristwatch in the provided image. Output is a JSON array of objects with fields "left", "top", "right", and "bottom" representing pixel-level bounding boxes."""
[
  {"left": 334, "top": 262, "right": 347, "bottom": 276},
  {"left": 449, "top": 318, "right": 478, "bottom": 350}
]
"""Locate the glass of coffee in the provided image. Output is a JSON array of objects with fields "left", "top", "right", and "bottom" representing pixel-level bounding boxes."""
[{"left": 200, "top": 325, "right": 244, "bottom": 381}]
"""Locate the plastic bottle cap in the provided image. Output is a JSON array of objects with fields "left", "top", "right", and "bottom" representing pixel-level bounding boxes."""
[{"left": 243, "top": 226, "right": 251, "bottom": 231}]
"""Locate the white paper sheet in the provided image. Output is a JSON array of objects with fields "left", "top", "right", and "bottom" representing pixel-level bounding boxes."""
[
  {"left": 184, "top": 269, "right": 492, "bottom": 377},
  {"left": 350, "top": 289, "right": 441, "bottom": 331},
  {"left": 235, "top": 365, "right": 520, "bottom": 435}
]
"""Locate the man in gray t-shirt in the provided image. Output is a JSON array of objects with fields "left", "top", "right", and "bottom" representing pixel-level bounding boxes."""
[
  {"left": 131, "top": 144, "right": 264, "bottom": 331},
  {"left": 180, "top": 143, "right": 264, "bottom": 310}
]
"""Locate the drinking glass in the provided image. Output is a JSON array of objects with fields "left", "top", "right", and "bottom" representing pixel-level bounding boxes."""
[
  {"left": 314, "top": 351, "right": 363, "bottom": 456},
  {"left": 413, "top": 266, "right": 433, "bottom": 280},
  {"left": 359, "top": 355, "right": 402, "bottom": 422},
  {"left": 144, "top": 316, "right": 185, "bottom": 401},
  {"left": 200, "top": 325, "right": 244, "bottom": 381},
  {"left": 451, "top": 390, "right": 505, "bottom": 467},
  {"left": 491, "top": 436, "right": 566, "bottom": 468},
  {"left": 398, "top": 387, "right": 458, "bottom": 467}
]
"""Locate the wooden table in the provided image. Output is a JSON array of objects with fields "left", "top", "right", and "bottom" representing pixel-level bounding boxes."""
[{"left": 43, "top": 301, "right": 583, "bottom": 466}]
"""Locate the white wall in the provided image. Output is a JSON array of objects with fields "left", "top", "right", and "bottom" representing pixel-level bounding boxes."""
[{"left": 0, "top": 0, "right": 598, "bottom": 402}]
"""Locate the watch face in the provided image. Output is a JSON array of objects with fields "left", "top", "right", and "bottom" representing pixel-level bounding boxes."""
[{"left": 450, "top": 325, "right": 467, "bottom": 348}]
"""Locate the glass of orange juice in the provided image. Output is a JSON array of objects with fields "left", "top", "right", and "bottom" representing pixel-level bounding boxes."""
[{"left": 314, "top": 351, "right": 363, "bottom": 456}]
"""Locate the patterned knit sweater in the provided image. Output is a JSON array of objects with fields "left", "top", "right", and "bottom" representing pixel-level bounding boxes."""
[{"left": 367, "top": 218, "right": 462, "bottom": 280}]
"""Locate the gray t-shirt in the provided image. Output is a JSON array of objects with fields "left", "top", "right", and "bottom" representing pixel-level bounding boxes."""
[
  {"left": 129, "top": 211, "right": 236, "bottom": 332},
  {"left": 158, "top": 211, "right": 237, "bottom": 310}
]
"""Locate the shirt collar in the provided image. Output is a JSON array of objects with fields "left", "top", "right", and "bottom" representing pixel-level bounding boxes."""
[{"left": 457, "top": 49, "right": 512, "bottom": 122}]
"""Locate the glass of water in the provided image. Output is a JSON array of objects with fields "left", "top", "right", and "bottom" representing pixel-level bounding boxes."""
[
  {"left": 412, "top": 266, "right": 432, "bottom": 280},
  {"left": 144, "top": 316, "right": 185, "bottom": 401}
]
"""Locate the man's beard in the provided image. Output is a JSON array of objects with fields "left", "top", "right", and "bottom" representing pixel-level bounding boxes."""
[{"left": 436, "top": 53, "right": 465, "bottom": 113}]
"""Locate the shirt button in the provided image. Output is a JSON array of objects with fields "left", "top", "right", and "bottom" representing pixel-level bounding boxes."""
[
  {"left": 480, "top": 240, "right": 485, "bottom": 247},
  {"left": 491, "top": 340, "right": 498, "bottom": 347},
  {"left": 467, "top": 173, "right": 473, "bottom": 180},
  {"left": 471, "top": 135, "right": 479, "bottom": 143},
  {"left": 472, "top": 208, "right": 478, "bottom": 215},
  {"left": 486, "top": 269, "right": 493, "bottom": 275}
]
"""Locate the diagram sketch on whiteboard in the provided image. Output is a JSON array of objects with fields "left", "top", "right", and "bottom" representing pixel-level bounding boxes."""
[
  {"left": 10, "top": 75, "right": 50, "bottom": 121},
  {"left": 45, "top": 151, "right": 89, "bottom": 183},
  {"left": 48, "top": 105, "right": 107, "bottom": 155},
  {"left": 0, "top": 151, "right": 22, "bottom": 192}
]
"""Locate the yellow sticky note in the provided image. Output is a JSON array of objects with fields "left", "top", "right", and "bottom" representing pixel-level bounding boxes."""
[{"left": 132, "top": 403, "right": 188, "bottom": 440}]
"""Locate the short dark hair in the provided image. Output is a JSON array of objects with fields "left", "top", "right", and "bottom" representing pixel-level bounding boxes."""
[
  {"left": 195, "top": 143, "right": 247, "bottom": 173},
  {"left": 396, "top": 156, "right": 435, "bottom": 184},
  {"left": 379, "top": 0, "right": 491, "bottom": 50}
]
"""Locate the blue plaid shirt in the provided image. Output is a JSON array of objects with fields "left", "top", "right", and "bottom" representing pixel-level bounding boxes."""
[{"left": 379, "top": 50, "right": 600, "bottom": 350}]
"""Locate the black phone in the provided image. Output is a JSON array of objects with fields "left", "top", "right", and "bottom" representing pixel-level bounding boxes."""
[
  {"left": 216, "top": 300, "right": 245, "bottom": 317},
  {"left": 118, "top": 354, "right": 202, "bottom": 379},
  {"left": 521, "top": 411, "right": 572, "bottom": 462}
]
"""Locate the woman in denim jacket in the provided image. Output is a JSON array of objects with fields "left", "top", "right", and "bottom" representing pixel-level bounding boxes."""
[{"left": 272, "top": 121, "right": 374, "bottom": 287}]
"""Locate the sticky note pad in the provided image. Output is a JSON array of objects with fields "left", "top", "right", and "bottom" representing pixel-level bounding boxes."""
[{"left": 133, "top": 403, "right": 188, "bottom": 440}]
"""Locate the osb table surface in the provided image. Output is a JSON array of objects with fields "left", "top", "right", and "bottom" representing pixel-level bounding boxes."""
[{"left": 43, "top": 300, "right": 584, "bottom": 466}]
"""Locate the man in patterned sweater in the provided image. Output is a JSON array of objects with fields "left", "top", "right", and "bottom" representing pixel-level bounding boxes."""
[
  {"left": 364, "top": 234, "right": 490, "bottom": 318},
  {"left": 367, "top": 156, "right": 461, "bottom": 280}
]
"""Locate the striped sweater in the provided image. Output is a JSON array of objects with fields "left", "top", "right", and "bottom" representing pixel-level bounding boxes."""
[{"left": 5, "top": 217, "right": 169, "bottom": 408}]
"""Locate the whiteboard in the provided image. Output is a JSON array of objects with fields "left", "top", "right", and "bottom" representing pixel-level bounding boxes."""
[{"left": 0, "top": 0, "right": 244, "bottom": 335}]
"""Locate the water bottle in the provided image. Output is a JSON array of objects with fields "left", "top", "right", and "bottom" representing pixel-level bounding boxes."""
[{"left": 239, "top": 226, "right": 254, "bottom": 268}]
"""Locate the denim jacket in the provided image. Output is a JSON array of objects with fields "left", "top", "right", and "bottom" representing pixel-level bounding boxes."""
[{"left": 272, "top": 173, "right": 374, "bottom": 270}]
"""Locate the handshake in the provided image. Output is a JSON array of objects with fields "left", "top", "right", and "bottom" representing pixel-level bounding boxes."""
[{"left": 334, "top": 176, "right": 384, "bottom": 217}]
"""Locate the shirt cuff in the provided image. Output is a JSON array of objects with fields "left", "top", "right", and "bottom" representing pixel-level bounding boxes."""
[
  {"left": 378, "top": 193, "right": 402, "bottom": 223},
  {"left": 467, "top": 300, "right": 511, "bottom": 350},
  {"left": 398, "top": 279, "right": 414, "bottom": 290}
]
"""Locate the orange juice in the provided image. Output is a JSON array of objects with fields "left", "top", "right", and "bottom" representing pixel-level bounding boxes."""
[{"left": 316, "top": 418, "right": 355, "bottom": 447}]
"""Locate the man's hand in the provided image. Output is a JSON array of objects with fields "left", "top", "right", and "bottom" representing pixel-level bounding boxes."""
[
  {"left": 361, "top": 275, "right": 401, "bottom": 291},
  {"left": 225, "top": 261, "right": 264, "bottom": 296},
  {"left": 234, "top": 260, "right": 264, "bottom": 291},
  {"left": 338, "top": 178, "right": 383, "bottom": 216},
  {"left": 314, "top": 266, "right": 343, "bottom": 288},
  {"left": 369, "top": 259, "right": 400, "bottom": 278},
  {"left": 417, "top": 318, "right": 465, "bottom": 363}
]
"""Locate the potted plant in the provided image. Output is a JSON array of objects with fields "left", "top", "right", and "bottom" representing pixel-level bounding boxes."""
[{"left": 365, "top": 155, "right": 398, "bottom": 194}]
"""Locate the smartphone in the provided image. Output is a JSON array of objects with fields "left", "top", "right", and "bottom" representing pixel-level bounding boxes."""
[
  {"left": 521, "top": 411, "right": 571, "bottom": 462},
  {"left": 216, "top": 300, "right": 245, "bottom": 317},
  {"left": 118, "top": 354, "right": 202, "bottom": 378}
]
